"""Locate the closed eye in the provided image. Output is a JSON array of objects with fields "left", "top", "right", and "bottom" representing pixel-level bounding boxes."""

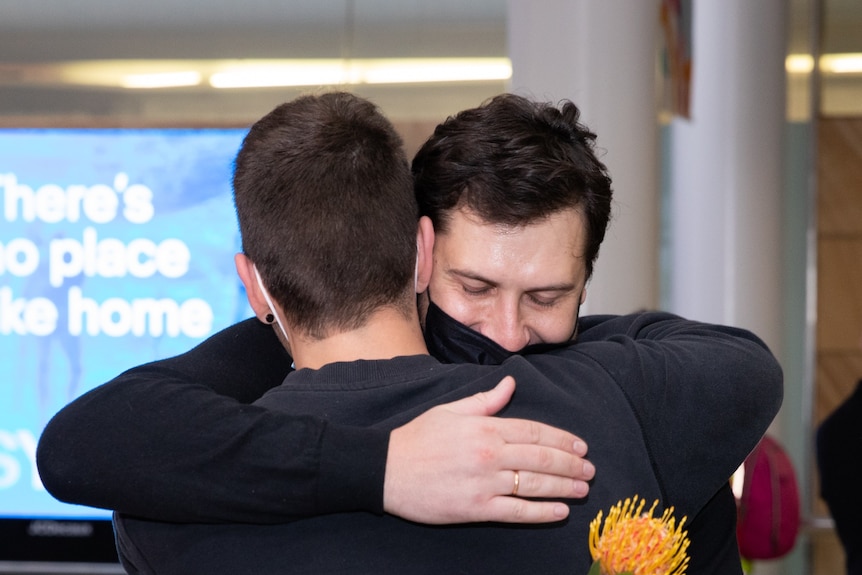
[
  {"left": 462, "top": 285, "right": 492, "bottom": 296},
  {"left": 528, "top": 294, "right": 559, "bottom": 308}
]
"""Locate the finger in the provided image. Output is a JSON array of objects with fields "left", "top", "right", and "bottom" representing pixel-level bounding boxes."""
[
  {"left": 481, "top": 497, "right": 571, "bottom": 524},
  {"left": 443, "top": 375, "right": 516, "bottom": 417},
  {"left": 495, "top": 417, "right": 588, "bottom": 457},
  {"left": 499, "top": 443, "right": 596, "bottom": 482},
  {"left": 501, "top": 470, "right": 590, "bottom": 500}
]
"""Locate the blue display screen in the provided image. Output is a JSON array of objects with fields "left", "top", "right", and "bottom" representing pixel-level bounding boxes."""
[{"left": 0, "top": 128, "right": 250, "bottom": 519}]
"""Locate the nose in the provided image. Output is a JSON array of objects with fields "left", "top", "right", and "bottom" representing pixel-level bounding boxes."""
[{"left": 482, "top": 300, "right": 531, "bottom": 352}]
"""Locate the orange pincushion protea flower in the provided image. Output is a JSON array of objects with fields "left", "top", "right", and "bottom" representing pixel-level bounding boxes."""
[{"left": 587, "top": 495, "right": 690, "bottom": 575}]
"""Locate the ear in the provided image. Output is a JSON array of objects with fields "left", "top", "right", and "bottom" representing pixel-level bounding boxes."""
[
  {"left": 234, "top": 253, "right": 272, "bottom": 323},
  {"left": 580, "top": 287, "right": 587, "bottom": 305},
  {"left": 415, "top": 216, "right": 435, "bottom": 294}
]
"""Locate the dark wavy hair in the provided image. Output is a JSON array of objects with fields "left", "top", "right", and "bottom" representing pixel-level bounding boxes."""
[{"left": 412, "top": 93, "right": 613, "bottom": 279}]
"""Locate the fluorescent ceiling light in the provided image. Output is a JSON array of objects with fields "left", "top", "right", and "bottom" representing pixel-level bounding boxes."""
[
  {"left": 0, "top": 58, "right": 512, "bottom": 90},
  {"left": 8, "top": 54, "right": 860, "bottom": 90},
  {"left": 56, "top": 60, "right": 205, "bottom": 89},
  {"left": 121, "top": 71, "right": 202, "bottom": 89},
  {"left": 822, "top": 53, "right": 862, "bottom": 74},
  {"left": 785, "top": 55, "right": 813, "bottom": 74},
  {"left": 208, "top": 58, "right": 512, "bottom": 88},
  {"left": 209, "top": 61, "right": 348, "bottom": 88},
  {"left": 359, "top": 59, "right": 513, "bottom": 85},
  {"left": 786, "top": 53, "right": 862, "bottom": 74}
]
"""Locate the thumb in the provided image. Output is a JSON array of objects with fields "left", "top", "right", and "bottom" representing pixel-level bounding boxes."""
[{"left": 446, "top": 376, "right": 515, "bottom": 416}]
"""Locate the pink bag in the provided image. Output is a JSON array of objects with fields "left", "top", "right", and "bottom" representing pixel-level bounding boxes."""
[{"left": 735, "top": 435, "right": 801, "bottom": 559}]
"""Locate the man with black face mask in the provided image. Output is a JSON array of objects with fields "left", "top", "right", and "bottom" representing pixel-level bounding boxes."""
[
  {"left": 412, "top": 94, "right": 752, "bottom": 573},
  {"left": 38, "top": 94, "right": 779, "bottom": 573}
]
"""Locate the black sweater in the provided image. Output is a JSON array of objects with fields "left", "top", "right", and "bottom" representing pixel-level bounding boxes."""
[{"left": 100, "top": 312, "right": 782, "bottom": 574}]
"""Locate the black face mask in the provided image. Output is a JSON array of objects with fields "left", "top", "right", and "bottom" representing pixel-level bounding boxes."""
[{"left": 423, "top": 300, "right": 576, "bottom": 366}]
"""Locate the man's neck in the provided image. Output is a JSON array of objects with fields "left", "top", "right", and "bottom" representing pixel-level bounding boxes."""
[{"left": 290, "top": 308, "right": 429, "bottom": 370}]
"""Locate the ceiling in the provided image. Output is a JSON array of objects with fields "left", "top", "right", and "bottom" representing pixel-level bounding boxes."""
[
  {"left": 0, "top": 0, "right": 859, "bottom": 124},
  {"left": 3, "top": 0, "right": 858, "bottom": 54},
  {"left": 0, "top": 0, "right": 510, "bottom": 125},
  {"left": 0, "top": 1, "right": 505, "bottom": 31},
  {"left": 0, "top": 0, "right": 508, "bottom": 62}
]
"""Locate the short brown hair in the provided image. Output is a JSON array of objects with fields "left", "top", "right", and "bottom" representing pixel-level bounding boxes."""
[{"left": 234, "top": 92, "right": 417, "bottom": 338}]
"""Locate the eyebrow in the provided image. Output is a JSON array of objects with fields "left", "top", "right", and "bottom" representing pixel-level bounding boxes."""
[{"left": 447, "top": 268, "right": 577, "bottom": 293}]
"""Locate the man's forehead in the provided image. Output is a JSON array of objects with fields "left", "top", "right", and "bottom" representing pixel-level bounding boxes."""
[
  {"left": 435, "top": 206, "right": 588, "bottom": 285},
  {"left": 442, "top": 205, "right": 587, "bottom": 246}
]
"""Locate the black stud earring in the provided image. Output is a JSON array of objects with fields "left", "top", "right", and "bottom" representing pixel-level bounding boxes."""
[{"left": 265, "top": 313, "right": 275, "bottom": 324}]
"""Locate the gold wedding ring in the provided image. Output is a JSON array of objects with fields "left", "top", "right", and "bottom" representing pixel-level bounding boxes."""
[{"left": 512, "top": 470, "right": 520, "bottom": 496}]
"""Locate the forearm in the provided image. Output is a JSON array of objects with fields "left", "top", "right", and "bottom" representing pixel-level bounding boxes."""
[
  {"left": 579, "top": 312, "right": 783, "bottom": 514},
  {"left": 37, "top": 318, "right": 388, "bottom": 523},
  {"left": 36, "top": 369, "right": 387, "bottom": 523},
  {"left": 637, "top": 315, "right": 783, "bottom": 512}
]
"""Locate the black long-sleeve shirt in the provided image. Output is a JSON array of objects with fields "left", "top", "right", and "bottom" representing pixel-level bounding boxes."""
[
  {"left": 37, "top": 312, "right": 782, "bottom": 573},
  {"left": 111, "top": 312, "right": 783, "bottom": 574}
]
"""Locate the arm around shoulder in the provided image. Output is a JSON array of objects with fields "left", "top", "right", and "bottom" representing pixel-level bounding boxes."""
[
  {"left": 36, "top": 364, "right": 389, "bottom": 523},
  {"left": 582, "top": 312, "right": 784, "bottom": 513},
  {"left": 37, "top": 319, "right": 387, "bottom": 523}
]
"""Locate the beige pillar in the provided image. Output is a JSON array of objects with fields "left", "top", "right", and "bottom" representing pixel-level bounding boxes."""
[{"left": 507, "top": 0, "right": 661, "bottom": 314}]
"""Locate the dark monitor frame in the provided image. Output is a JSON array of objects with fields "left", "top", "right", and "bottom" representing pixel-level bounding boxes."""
[{"left": 0, "top": 518, "right": 122, "bottom": 574}]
